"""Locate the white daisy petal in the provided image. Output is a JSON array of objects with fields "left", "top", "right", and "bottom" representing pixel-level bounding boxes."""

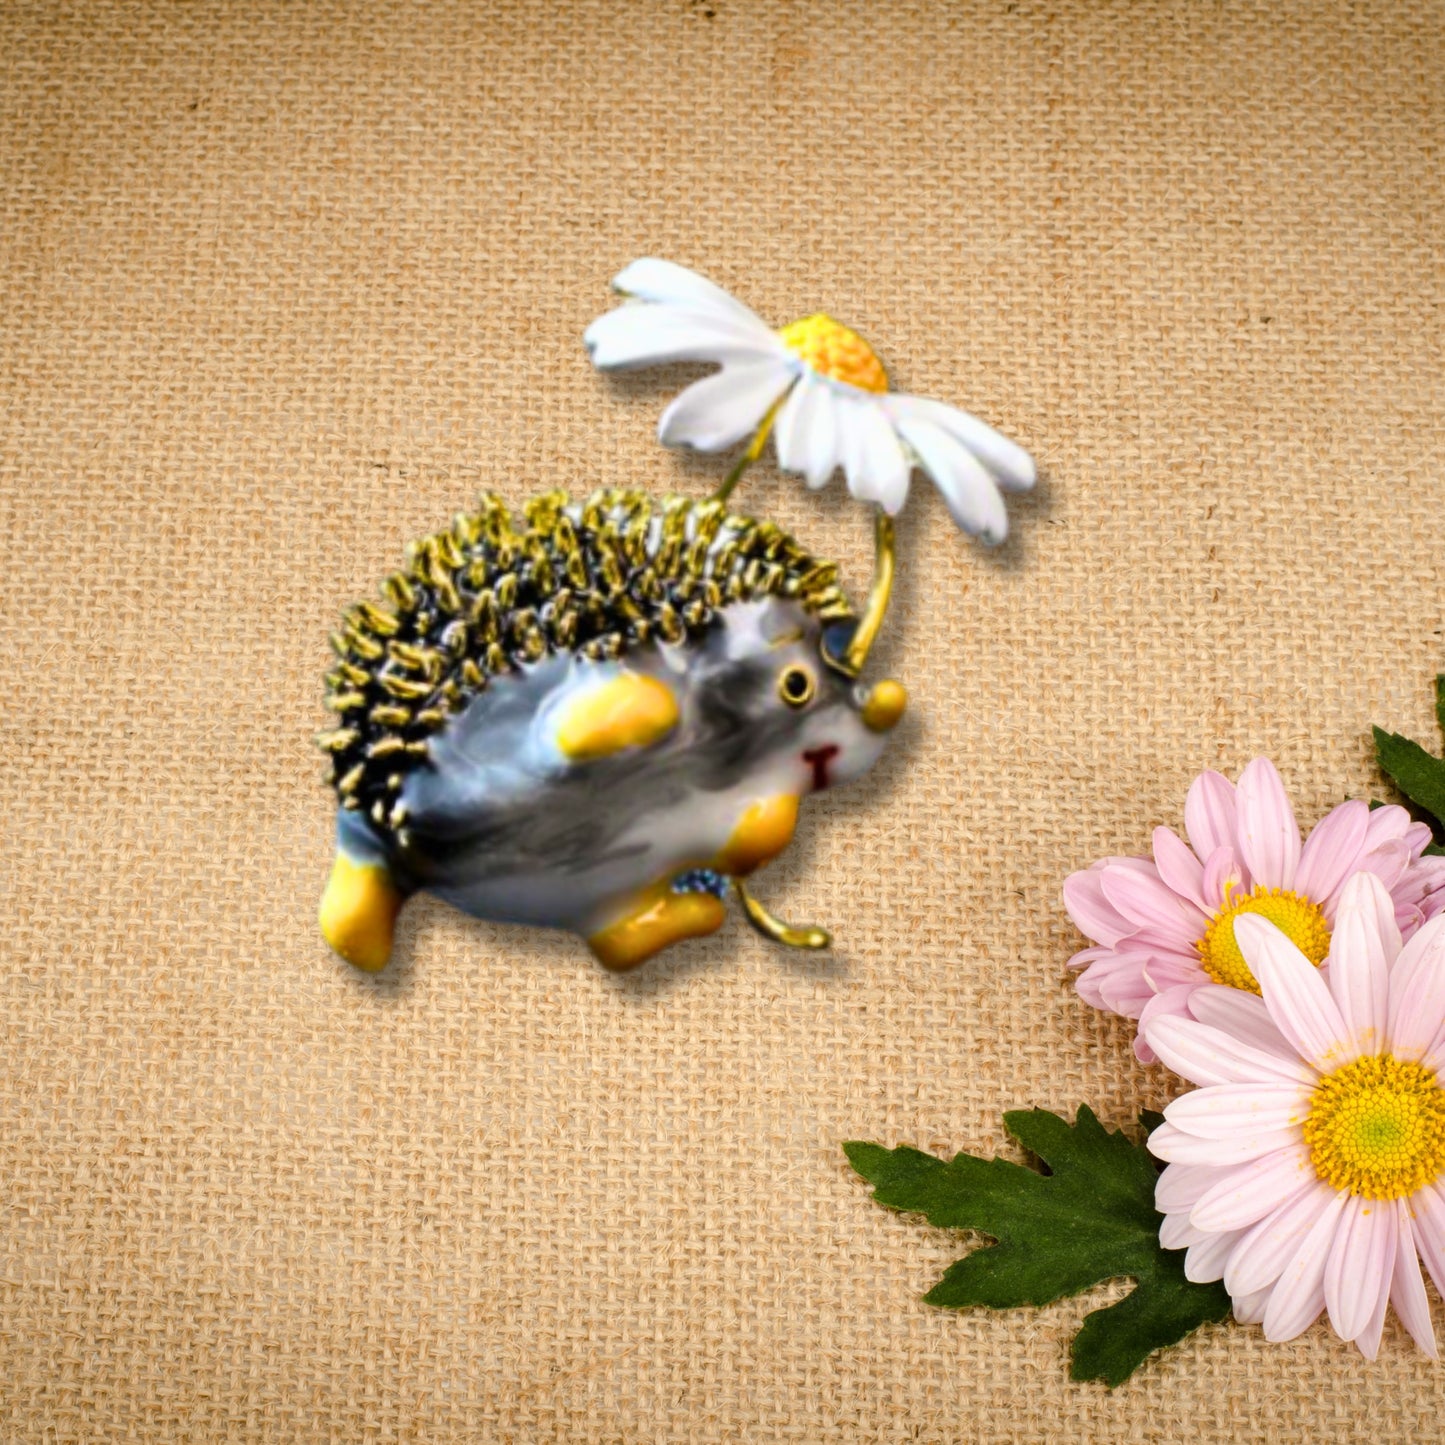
[
  {"left": 656, "top": 360, "right": 794, "bottom": 452},
  {"left": 773, "top": 373, "right": 821, "bottom": 474},
  {"left": 1324, "top": 1194, "right": 1396, "bottom": 1342},
  {"left": 893, "top": 414, "right": 1008, "bottom": 544},
  {"left": 1262, "top": 1190, "right": 1349, "bottom": 1342},
  {"left": 1236, "top": 915, "right": 1352, "bottom": 1069},
  {"left": 803, "top": 384, "right": 840, "bottom": 490},
  {"left": 609, "top": 258, "right": 777, "bottom": 335},
  {"left": 1390, "top": 1204, "right": 1439, "bottom": 1358},
  {"left": 884, "top": 393, "right": 1036, "bottom": 492},
  {"left": 1224, "top": 1180, "right": 1338, "bottom": 1297},
  {"left": 1325, "top": 871, "right": 1396, "bottom": 1057},
  {"left": 1189, "top": 1144, "right": 1315, "bottom": 1233},
  {"left": 838, "top": 396, "right": 910, "bottom": 515},
  {"left": 1163, "top": 1083, "right": 1310, "bottom": 1141},
  {"left": 583, "top": 303, "right": 781, "bottom": 371}
]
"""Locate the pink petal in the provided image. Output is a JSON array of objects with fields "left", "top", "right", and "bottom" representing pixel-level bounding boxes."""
[
  {"left": 1224, "top": 1181, "right": 1338, "bottom": 1296},
  {"left": 1137, "top": 984, "right": 1199, "bottom": 1056},
  {"left": 1187, "top": 985, "right": 1298, "bottom": 1060},
  {"left": 1148, "top": 1120, "right": 1302, "bottom": 1166},
  {"left": 1062, "top": 864, "right": 1136, "bottom": 948},
  {"left": 1232, "top": 1286, "right": 1272, "bottom": 1325},
  {"left": 1164, "top": 1084, "right": 1309, "bottom": 1141},
  {"left": 1185, "top": 769, "right": 1239, "bottom": 860},
  {"left": 1262, "top": 1190, "right": 1350, "bottom": 1342},
  {"left": 1237, "top": 915, "right": 1353, "bottom": 1069},
  {"left": 1390, "top": 1204, "right": 1439, "bottom": 1358},
  {"left": 1324, "top": 1195, "right": 1396, "bottom": 1342},
  {"left": 1184, "top": 1228, "right": 1241, "bottom": 1283},
  {"left": 1403, "top": 821, "right": 1436, "bottom": 856},
  {"left": 1155, "top": 1162, "right": 1218, "bottom": 1214},
  {"left": 1348, "top": 839, "right": 1411, "bottom": 901},
  {"left": 1295, "top": 799, "right": 1370, "bottom": 903},
  {"left": 1363, "top": 802, "right": 1415, "bottom": 850},
  {"left": 1153, "top": 826, "right": 1208, "bottom": 910},
  {"left": 1100, "top": 867, "right": 1207, "bottom": 945},
  {"left": 1142, "top": 956, "right": 1208, "bottom": 992},
  {"left": 1160, "top": 1212, "right": 1211, "bottom": 1250},
  {"left": 1412, "top": 1183, "right": 1445, "bottom": 1302},
  {"left": 1387, "top": 912, "right": 1445, "bottom": 1059},
  {"left": 1201, "top": 845, "right": 1247, "bottom": 909},
  {"left": 1325, "top": 871, "right": 1397, "bottom": 1057},
  {"left": 1353, "top": 1264, "right": 1392, "bottom": 1361},
  {"left": 1190, "top": 1144, "right": 1316, "bottom": 1232},
  {"left": 1145, "top": 1014, "right": 1316, "bottom": 1089},
  {"left": 1235, "top": 759, "right": 1301, "bottom": 891}
]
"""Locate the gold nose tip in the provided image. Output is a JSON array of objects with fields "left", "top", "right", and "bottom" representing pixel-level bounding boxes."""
[{"left": 861, "top": 679, "right": 907, "bottom": 733}]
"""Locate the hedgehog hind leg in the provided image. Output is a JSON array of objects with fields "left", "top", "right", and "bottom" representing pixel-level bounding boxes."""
[
  {"left": 585, "top": 878, "right": 727, "bottom": 971},
  {"left": 319, "top": 841, "right": 405, "bottom": 972}
]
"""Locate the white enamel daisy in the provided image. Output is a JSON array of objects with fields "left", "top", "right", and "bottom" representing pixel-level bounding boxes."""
[{"left": 583, "top": 258, "right": 1036, "bottom": 544}]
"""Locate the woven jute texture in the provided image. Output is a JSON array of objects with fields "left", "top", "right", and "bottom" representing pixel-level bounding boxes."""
[{"left": 4, "top": 1, "right": 1444, "bottom": 1439}]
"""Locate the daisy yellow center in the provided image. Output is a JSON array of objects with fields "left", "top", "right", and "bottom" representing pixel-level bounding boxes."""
[
  {"left": 1303, "top": 1054, "right": 1445, "bottom": 1199},
  {"left": 778, "top": 314, "right": 889, "bottom": 394},
  {"left": 1195, "top": 886, "right": 1330, "bottom": 993}
]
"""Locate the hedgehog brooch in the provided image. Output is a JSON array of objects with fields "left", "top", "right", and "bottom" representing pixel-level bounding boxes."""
[{"left": 318, "top": 260, "right": 1035, "bottom": 972}]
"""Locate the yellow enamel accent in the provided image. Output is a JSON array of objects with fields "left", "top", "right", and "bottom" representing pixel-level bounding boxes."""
[
  {"left": 778, "top": 314, "right": 889, "bottom": 393},
  {"left": 555, "top": 673, "right": 679, "bottom": 762},
  {"left": 1196, "top": 886, "right": 1331, "bottom": 993},
  {"left": 861, "top": 679, "right": 907, "bottom": 733},
  {"left": 587, "top": 881, "right": 726, "bottom": 971},
  {"left": 319, "top": 852, "right": 403, "bottom": 972},
  {"left": 1304, "top": 1054, "right": 1445, "bottom": 1199},
  {"left": 715, "top": 794, "right": 800, "bottom": 877}
]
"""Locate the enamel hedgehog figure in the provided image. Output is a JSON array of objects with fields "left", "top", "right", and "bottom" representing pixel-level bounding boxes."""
[
  {"left": 316, "top": 259, "right": 1033, "bottom": 972},
  {"left": 318, "top": 490, "right": 906, "bottom": 970}
]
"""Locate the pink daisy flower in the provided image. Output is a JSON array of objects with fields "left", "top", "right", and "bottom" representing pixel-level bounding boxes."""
[
  {"left": 1145, "top": 871, "right": 1445, "bottom": 1358},
  {"left": 1064, "top": 757, "right": 1445, "bottom": 1062}
]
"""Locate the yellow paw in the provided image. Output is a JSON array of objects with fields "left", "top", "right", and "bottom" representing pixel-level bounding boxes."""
[
  {"left": 587, "top": 881, "right": 726, "bottom": 971},
  {"left": 319, "top": 852, "right": 403, "bottom": 972}
]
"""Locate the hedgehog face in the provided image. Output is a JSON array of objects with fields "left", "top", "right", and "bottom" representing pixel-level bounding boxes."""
[{"left": 693, "top": 597, "right": 905, "bottom": 796}]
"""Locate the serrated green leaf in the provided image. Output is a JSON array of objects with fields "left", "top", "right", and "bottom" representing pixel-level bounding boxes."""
[
  {"left": 1373, "top": 725, "right": 1445, "bottom": 833},
  {"left": 845, "top": 1106, "right": 1231, "bottom": 1387},
  {"left": 1137, "top": 1108, "right": 1166, "bottom": 1137},
  {"left": 1434, "top": 675, "right": 1445, "bottom": 741}
]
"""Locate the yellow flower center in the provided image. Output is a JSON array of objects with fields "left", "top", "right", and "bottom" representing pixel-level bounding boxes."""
[
  {"left": 1195, "top": 886, "right": 1331, "bottom": 993},
  {"left": 1304, "top": 1054, "right": 1445, "bottom": 1199},
  {"left": 778, "top": 313, "right": 889, "bottom": 393}
]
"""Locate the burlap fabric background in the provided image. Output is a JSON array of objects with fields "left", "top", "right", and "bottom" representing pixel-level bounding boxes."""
[{"left": 4, "top": 1, "right": 1444, "bottom": 1439}]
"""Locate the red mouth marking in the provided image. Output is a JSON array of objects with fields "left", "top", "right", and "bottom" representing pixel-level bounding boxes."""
[{"left": 803, "top": 744, "right": 840, "bottom": 791}]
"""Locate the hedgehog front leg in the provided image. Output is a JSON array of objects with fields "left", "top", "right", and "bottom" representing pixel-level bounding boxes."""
[
  {"left": 318, "top": 839, "right": 405, "bottom": 972},
  {"left": 585, "top": 879, "right": 727, "bottom": 971}
]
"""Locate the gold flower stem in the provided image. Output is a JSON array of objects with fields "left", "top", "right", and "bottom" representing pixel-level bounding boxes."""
[
  {"left": 735, "top": 881, "right": 831, "bottom": 951},
  {"left": 712, "top": 406, "right": 780, "bottom": 505}
]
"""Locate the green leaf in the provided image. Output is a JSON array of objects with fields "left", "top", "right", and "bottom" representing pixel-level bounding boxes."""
[
  {"left": 845, "top": 1106, "right": 1231, "bottom": 1388},
  {"left": 1373, "top": 725, "right": 1445, "bottom": 833},
  {"left": 1434, "top": 674, "right": 1445, "bottom": 741}
]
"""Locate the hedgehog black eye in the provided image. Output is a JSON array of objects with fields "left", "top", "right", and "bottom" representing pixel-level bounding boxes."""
[{"left": 778, "top": 664, "right": 816, "bottom": 708}]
